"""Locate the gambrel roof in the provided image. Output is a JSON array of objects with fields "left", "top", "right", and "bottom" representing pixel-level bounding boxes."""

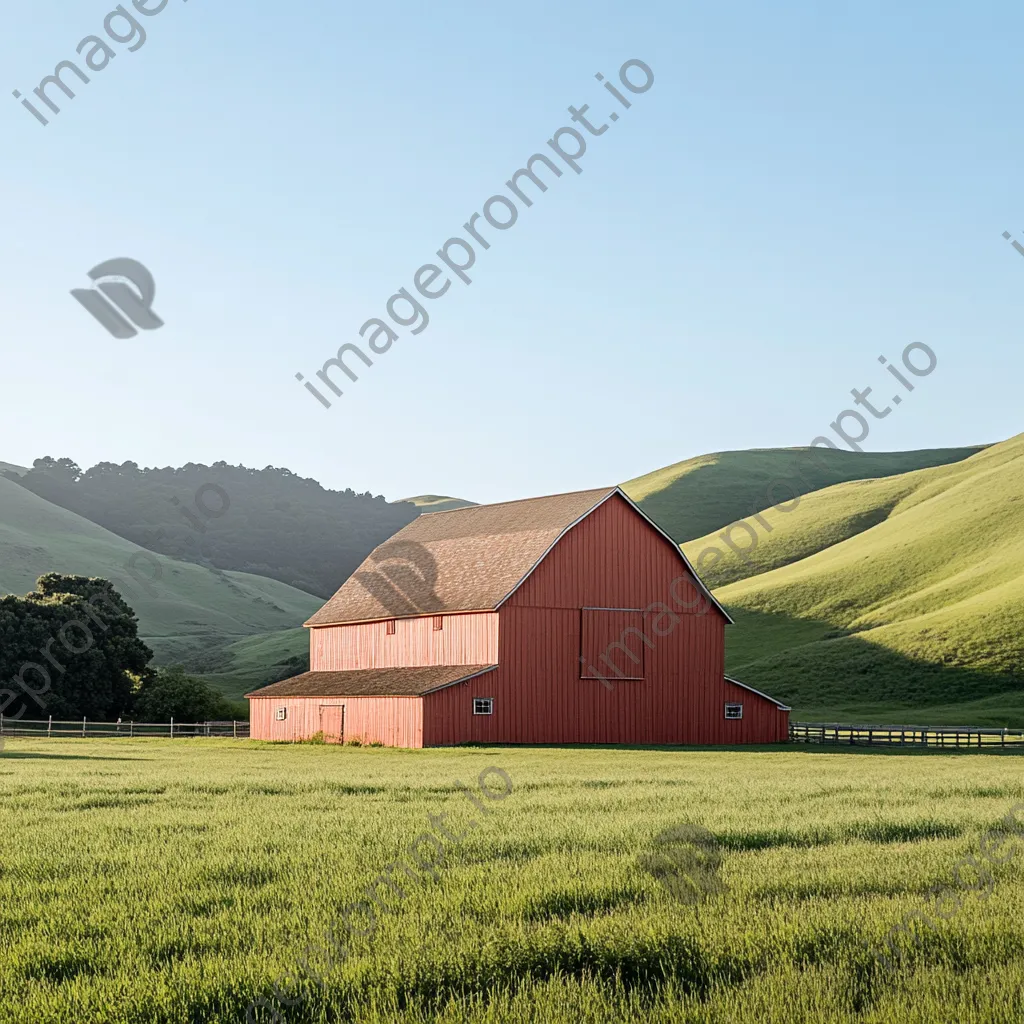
[{"left": 305, "top": 486, "right": 730, "bottom": 627}]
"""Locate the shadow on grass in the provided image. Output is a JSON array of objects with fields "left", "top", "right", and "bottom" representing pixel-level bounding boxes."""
[
  {"left": 0, "top": 751, "right": 147, "bottom": 761},
  {"left": 456, "top": 741, "right": 1022, "bottom": 756}
]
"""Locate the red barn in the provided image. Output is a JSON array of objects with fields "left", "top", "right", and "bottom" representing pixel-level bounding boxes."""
[{"left": 246, "top": 487, "right": 790, "bottom": 746}]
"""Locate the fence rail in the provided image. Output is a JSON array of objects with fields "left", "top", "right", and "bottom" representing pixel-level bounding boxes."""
[
  {"left": 0, "top": 717, "right": 249, "bottom": 739},
  {"left": 790, "top": 722, "right": 1024, "bottom": 749}
]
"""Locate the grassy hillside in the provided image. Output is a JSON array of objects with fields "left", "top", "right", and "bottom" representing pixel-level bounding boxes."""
[
  {"left": 400, "top": 494, "right": 479, "bottom": 512},
  {"left": 8, "top": 459, "right": 418, "bottom": 598},
  {"left": 709, "top": 434, "right": 1024, "bottom": 724},
  {"left": 0, "top": 462, "right": 27, "bottom": 477},
  {"left": 624, "top": 446, "right": 985, "bottom": 543},
  {"left": 193, "top": 628, "right": 310, "bottom": 699},
  {"left": 683, "top": 471, "right": 931, "bottom": 589},
  {"left": 0, "top": 474, "right": 320, "bottom": 691}
]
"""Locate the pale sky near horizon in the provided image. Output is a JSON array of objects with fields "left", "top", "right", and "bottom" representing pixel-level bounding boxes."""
[{"left": 1, "top": 0, "right": 1021, "bottom": 504}]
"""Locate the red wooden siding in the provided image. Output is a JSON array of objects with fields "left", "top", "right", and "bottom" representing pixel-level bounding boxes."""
[
  {"left": 310, "top": 612, "right": 498, "bottom": 671},
  {"left": 422, "top": 494, "right": 787, "bottom": 746},
  {"left": 250, "top": 696, "right": 424, "bottom": 747},
  {"left": 721, "top": 679, "right": 789, "bottom": 743},
  {"left": 580, "top": 608, "right": 646, "bottom": 679}
]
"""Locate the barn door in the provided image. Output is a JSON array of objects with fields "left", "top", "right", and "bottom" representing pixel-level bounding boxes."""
[{"left": 319, "top": 704, "right": 345, "bottom": 744}]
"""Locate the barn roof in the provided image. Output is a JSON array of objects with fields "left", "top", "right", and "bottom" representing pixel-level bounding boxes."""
[
  {"left": 245, "top": 664, "right": 497, "bottom": 699},
  {"left": 305, "top": 485, "right": 730, "bottom": 627}
]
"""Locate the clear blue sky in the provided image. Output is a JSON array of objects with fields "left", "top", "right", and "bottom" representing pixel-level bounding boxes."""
[{"left": 1, "top": 0, "right": 1021, "bottom": 504}]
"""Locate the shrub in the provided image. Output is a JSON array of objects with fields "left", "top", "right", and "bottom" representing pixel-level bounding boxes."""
[{"left": 132, "top": 667, "right": 236, "bottom": 722}]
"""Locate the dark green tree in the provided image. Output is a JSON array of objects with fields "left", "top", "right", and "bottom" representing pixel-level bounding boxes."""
[
  {"left": 0, "top": 574, "right": 153, "bottom": 720},
  {"left": 131, "top": 666, "right": 235, "bottom": 722}
]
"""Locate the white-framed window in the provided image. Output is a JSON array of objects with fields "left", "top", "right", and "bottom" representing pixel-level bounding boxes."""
[
  {"left": 276, "top": 707, "right": 288, "bottom": 721},
  {"left": 724, "top": 703, "right": 743, "bottom": 720},
  {"left": 473, "top": 698, "right": 494, "bottom": 715}
]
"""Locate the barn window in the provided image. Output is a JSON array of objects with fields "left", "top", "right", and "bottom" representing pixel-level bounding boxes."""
[
  {"left": 433, "top": 615, "right": 443, "bottom": 631},
  {"left": 579, "top": 608, "right": 648, "bottom": 680},
  {"left": 275, "top": 707, "right": 288, "bottom": 721},
  {"left": 386, "top": 619, "right": 396, "bottom": 635},
  {"left": 724, "top": 703, "right": 743, "bottom": 720},
  {"left": 473, "top": 698, "right": 494, "bottom": 715}
]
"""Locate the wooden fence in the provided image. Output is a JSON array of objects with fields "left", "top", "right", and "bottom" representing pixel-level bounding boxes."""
[
  {"left": 0, "top": 716, "right": 249, "bottom": 739},
  {"left": 790, "top": 722, "right": 1024, "bottom": 749}
]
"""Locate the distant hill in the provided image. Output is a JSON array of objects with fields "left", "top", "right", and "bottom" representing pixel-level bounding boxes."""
[
  {"left": 0, "top": 462, "right": 27, "bottom": 477},
  {"left": 622, "top": 446, "right": 986, "bottom": 543},
  {"left": 705, "top": 435, "right": 1024, "bottom": 725},
  {"left": 400, "top": 494, "right": 479, "bottom": 512},
  {"left": 0, "top": 474, "right": 321, "bottom": 687},
  {"left": 7, "top": 459, "right": 419, "bottom": 599},
  {"left": 194, "top": 628, "right": 310, "bottom": 699}
]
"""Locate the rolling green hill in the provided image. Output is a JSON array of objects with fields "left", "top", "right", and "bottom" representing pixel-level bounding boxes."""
[
  {"left": 0, "top": 474, "right": 320, "bottom": 691},
  {"left": 8, "top": 459, "right": 418, "bottom": 598},
  {"left": 704, "top": 434, "right": 1024, "bottom": 725},
  {"left": 623, "top": 445, "right": 985, "bottom": 543},
  {"left": 194, "top": 629, "right": 311, "bottom": 699},
  {"left": 400, "top": 494, "right": 479, "bottom": 512}
]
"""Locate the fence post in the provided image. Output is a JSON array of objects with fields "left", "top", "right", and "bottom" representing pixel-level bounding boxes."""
[
  {"left": 170, "top": 717, "right": 174, "bottom": 739},
  {"left": 130, "top": 720, "right": 134, "bottom": 738},
  {"left": 233, "top": 720, "right": 237, "bottom": 739},
  {"left": 48, "top": 715, "right": 52, "bottom": 738},
  {"left": 82, "top": 716, "right": 86, "bottom": 738}
]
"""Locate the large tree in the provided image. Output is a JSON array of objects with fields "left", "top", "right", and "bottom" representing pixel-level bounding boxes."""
[{"left": 0, "top": 575, "right": 153, "bottom": 720}]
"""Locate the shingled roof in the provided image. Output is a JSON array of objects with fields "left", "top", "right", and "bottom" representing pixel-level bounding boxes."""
[
  {"left": 245, "top": 665, "right": 497, "bottom": 699},
  {"left": 305, "top": 486, "right": 729, "bottom": 627}
]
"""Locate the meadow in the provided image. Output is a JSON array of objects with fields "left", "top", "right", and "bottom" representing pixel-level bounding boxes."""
[{"left": 4, "top": 739, "right": 1024, "bottom": 1022}]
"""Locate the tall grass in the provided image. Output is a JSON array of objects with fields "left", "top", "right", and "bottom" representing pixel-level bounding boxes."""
[{"left": 2, "top": 740, "right": 1024, "bottom": 1022}]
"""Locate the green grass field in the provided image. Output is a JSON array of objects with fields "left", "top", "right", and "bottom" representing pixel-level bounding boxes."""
[{"left": 5, "top": 739, "right": 1024, "bottom": 1023}]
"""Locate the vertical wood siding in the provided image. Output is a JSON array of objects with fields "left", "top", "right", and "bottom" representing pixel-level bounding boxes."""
[
  {"left": 249, "top": 696, "right": 423, "bottom": 747},
  {"left": 310, "top": 612, "right": 498, "bottom": 671},
  {"left": 580, "top": 608, "right": 646, "bottom": 679},
  {"left": 422, "top": 494, "right": 788, "bottom": 746}
]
